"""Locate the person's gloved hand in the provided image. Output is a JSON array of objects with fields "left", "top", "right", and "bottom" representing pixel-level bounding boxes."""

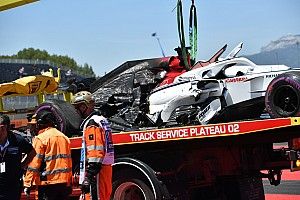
[
  {"left": 24, "top": 187, "right": 30, "bottom": 197},
  {"left": 80, "top": 177, "right": 90, "bottom": 194},
  {"left": 86, "top": 163, "right": 101, "bottom": 177}
]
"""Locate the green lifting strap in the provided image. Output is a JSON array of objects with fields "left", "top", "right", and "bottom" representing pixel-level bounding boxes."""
[
  {"left": 189, "top": 0, "right": 197, "bottom": 65},
  {"left": 177, "top": 0, "right": 191, "bottom": 71}
]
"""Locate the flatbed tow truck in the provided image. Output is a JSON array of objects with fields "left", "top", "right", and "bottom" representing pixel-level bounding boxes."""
[
  {"left": 68, "top": 117, "right": 300, "bottom": 200},
  {"left": 4, "top": 70, "right": 299, "bottom": 200}
]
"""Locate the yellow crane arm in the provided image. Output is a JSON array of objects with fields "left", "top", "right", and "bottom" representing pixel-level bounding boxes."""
[{"left": 0, "top": 0, "right": 38, "bottom": 12}]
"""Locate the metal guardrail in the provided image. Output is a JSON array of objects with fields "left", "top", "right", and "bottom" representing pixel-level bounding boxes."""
[{"left": 0, "top": 58, "right": 55, "bottom": 66}]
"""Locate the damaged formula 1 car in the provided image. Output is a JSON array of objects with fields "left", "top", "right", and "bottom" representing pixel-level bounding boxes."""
[{"left": 91, "top": 43, "right": 300, "bottom": 132}]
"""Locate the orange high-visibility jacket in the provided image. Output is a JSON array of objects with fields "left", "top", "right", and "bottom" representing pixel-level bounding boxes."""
[
  {"left": 83, "top": 114, "right": 114, "bottom": 165},
  {"left": 24, "top": 127, "right": 72, "bottom": 187},
  {"left": 81, "top": 114, "right": 114, "bottom": 200}
]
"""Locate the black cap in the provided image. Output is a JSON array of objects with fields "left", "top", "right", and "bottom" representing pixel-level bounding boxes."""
[{"left": 37, "top": 111, "right": 57, "bottom": 125}]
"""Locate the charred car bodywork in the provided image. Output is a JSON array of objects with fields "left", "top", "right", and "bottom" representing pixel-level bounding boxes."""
[{"left": 91, "top": 44, "right": 300, "bottom": 132}]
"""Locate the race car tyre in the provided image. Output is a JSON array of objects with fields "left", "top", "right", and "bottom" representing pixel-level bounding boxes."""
[
  {"left": 35, "top": 99, "right": 82, "bottom": 137},
  {"left": 112, "top": 178, "right": 155, "bottom": 200},
  {"left": 265, "top": 72, "right": 300, "bottom": 118}
]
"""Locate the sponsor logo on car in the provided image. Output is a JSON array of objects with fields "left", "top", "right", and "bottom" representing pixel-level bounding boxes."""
[
  {"left": 265, "top": 74, "right": 279, "bottom": 78},
  {"left": 225, "top": 77, "right": 247, "bottom": 83}
]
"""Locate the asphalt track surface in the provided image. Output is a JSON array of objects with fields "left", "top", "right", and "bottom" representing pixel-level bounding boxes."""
[
  {"left": 264, "top": 169, "right": 300, "bottom": 199},
  {"left": 264, "top": 143, "right": 300, "bottom": 200}
]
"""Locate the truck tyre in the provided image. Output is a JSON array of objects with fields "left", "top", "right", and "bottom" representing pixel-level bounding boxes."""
[
  {"left": 265, "top": 72, "right": 300, "bottom": 118},
  {"left": 35, "top": 99, "right": 82, "bottom": 137},
  {"left": 112, "top": 178, "right": 155, "bottom": 200}
]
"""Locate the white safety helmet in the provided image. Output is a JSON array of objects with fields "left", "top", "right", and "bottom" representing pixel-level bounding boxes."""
[{"left": 71, "top": 91, "right": 94, "bottom": 105}]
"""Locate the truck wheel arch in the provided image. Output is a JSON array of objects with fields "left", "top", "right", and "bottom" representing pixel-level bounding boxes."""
[{"left": 112, "top": 157, "right": 169, "bottom": 200}]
